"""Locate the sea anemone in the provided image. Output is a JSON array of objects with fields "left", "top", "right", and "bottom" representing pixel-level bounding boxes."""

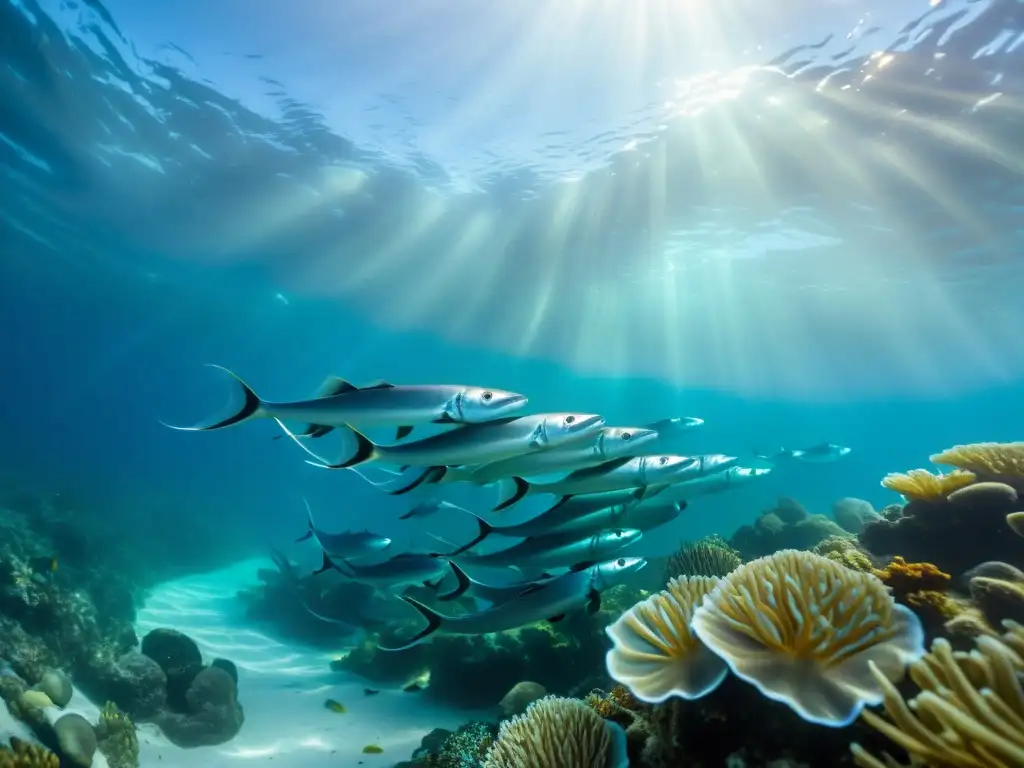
[
  {"left": 690, "top": 550, "right": 926, "bottom": 727},
  {"left": 605, "top": 576, "right": 727, "bottom": 703},
  {"left": 851, "top": 620, "right": 1024, "bottom": 768},
  {"left": 482, "top": 695, "right": 627, "bottom": 768},
  {"left": 931, "top": 442, "right": 1024, "bottom": 480},
  {"left": 881, "top": 469, "right": 976, "bottom": 501}
]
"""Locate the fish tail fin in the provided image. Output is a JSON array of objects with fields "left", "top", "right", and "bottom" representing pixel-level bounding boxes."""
[
  {"left": 161, "top": 365, "right": 263, "bottom": 431},
  {"left": 389, "top": 466, "right": 446, "bottom": 496},
  {"left": 296, "top": 498, "right": 316, "bottom": 542},
  {"left": 493, "top": 477, "right": 530, "bottom": 511},
  {"left": 436, "top": 560, "right": 471, "bottom": 601},
  {"left": 378, "top": 597, "right": 444, "bottom": 651},
  {"left": 312, "top": 551, "right": 335, "bottom": 576},
  {"left": 442, "top": 512, "right": 492, "bottom": 556}
]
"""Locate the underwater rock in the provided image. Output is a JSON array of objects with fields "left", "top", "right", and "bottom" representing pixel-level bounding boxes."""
[
  {"left": 832, "top": 498, "right": 880, "bottom": 535},
  {"left": 140, "top": 629, "right": 202, "bottom": 713},
  {"left": 79, "top": 651, "right": 167, "bottom": 721},
  {"left": 52, "top": 712, "right": 97, "bottom": 767},
  {"left": 969, "top": 574, "right": 1024, "bottom": 627},
  {"left": 730, "top": 500, "right": 848, "bottom": 561},
  {"left": 772, "top": 498, "right": 809, "bottom": 525},
  {"left": 154, "top": 666, "right": 243, "bottom": 748},
  {"left": 209, "top": 658, "right": 238, "bottom": 688},
  {"left": 498, "top": 681, "right": 547, "bottom": 718}
]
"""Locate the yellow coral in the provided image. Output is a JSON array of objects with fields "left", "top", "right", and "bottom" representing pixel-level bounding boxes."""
[
  {"left": 0, "top": 737, "right": 60, "bottom": 768},
  {"left": 905, "top": 590, "right": 965, "bottom": 621},
  {"left": 813, "top": 536, "right": 874, "bottom": 572},
  {"left": 931, "top": 442, "right": 1024, "bottom": 479},
  {"left": 872, "top": 557, "right": 951, "bottom": 599},
  {"left": 881, "top": 468, "right": 976, "bottom": 501},
  {"left": 851, "top": 621, "right": 1024, "bottom": 768},
  {"left": 691, "top": 550, "right": 926, "bottom": 727}
]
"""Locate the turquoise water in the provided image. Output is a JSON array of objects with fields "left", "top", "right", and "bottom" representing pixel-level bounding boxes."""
[{"left": 2, "top": 0, "right": 1024, "bottom": 765}]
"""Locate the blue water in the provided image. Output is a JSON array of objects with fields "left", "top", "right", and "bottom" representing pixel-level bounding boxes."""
[{"left": 2, "top": 0, "right": 1023, "bottom": 572}]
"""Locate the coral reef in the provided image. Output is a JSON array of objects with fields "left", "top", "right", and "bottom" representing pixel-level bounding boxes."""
[
  {"left": 832, "top": 498, "right": 881, "bottom": 535},
  {"left": 729, "top": 497, "right": 850, "bottom": 560},
  {"left": 811, "top": 536, "right": 875, "bottom": 572},
  {"left": 393, "top": 721, "right": 498, "bottom": 768},
  {"left": 93, "top": 703, "right": 139, "bottom": 768},
  {"left": 881, "top": 469, "right": 977, "bottom": 501},
  {"left": 153, "top": 665, "right": 244, "bottom": 748},
  {"left": 851, "top": 620, "right": 1024, "bottom": 767},
  {"left": 871, "top": 557, "right": 951, "bottom": 599},
  {"left": 662, "top": 535, "right": 741, "bottom": 581},
  {"left": 0, "top": 737, "right": 59, "bottom": 768},
  {"left": 497, "top": 681, "right": 547, "bottom": 718}
]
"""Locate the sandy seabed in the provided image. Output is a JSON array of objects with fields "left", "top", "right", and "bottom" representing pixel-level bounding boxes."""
[{"left": 4, "top": 558, "right": 483, "bottom": 767}]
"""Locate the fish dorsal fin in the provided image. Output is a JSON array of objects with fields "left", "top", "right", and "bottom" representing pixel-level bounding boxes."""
[
  {"left": 314, "top": 376, "right": 357, "bottom": 398},
  {"left": 565, "top": 456, "right": 633, "bottom": 480},
  {"left": 395, "top": 426, "right": 414, "bottom": 440},
  {"left": 547, "top": 614, "right": 566, "bottom": 623},
  {"left": 569, "top": 560, "right": 596, "bottom": 572},
  {"left": 361, "top": 379, "right": 396, "bottom": 390}
]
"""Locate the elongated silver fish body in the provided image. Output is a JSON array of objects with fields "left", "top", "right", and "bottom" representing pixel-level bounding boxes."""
[
  {"left": 296, "top": 499, "right": 391, "bottom": 559},
  {"left": 646, "top": 465, "right": 773, "bottom": 503},
  {"left": 457, "top": 528, "right": 642, "bottom": 570},
  {"left": 380, "top": 558, "right": 646, "bottom": 650}
]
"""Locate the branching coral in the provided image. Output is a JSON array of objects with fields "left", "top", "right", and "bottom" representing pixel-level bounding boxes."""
[
  {"left": 663, "top": 536, "right": 741, "bottom": 581},
  {"left": 850, "top": 621, "right": 1024, "bottom": 768},
  {"left": 605, "top": 576, "right": 726, "bottom": 703},
  {"left": 690, "top": 550, "right": 926, "bottom": 727},
  {"left": 872, "top": 557, "right": 951, "bottom": 599},
  {"left": 931, "top": 442, "right": 1024, "bottom": 480},
  {"left": 94, "top": 702, "right": 139, "bottom": 768},
  {"left": 0, "top": 737, "right": 59, "bottom": 768},
  {"left": 881, "top": 469, "right": 976, "bottom": 501},
  {"left": 482, "top": 695, "right": 627, "bottom": 768}
]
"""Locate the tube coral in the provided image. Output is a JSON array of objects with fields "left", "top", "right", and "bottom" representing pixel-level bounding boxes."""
[
  {"left": 690, "top": 550, "right": 926, "bottom": 727},
  {"left": 482, "top": 695, "right": 627, "bottom": 768},
  {"left": 605, "top": 576, "right": 727, "bottom": 703},
  {"left": 850, "top": 621, "right": 1024, "bottom": 768}
]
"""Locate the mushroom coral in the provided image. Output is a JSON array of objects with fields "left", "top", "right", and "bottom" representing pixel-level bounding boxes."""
[
  {"left": 690, "top": 550, "right": 926, "bottom": 727},
  {"left": 482, "top": 695, "right": 628, "bottom": 768},
  {"left": 851, "top": 620, "right": 1024, "bottom": 768},
  {"left": 604, "top": 575, "right": 727, "bottom": 702}
]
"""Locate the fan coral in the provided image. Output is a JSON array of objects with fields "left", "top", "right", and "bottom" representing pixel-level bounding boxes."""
[
  {"left": 605, "top": 576, "right": 727, "bottom": 703},
  {"left": 871, "top": 557, "right": 951, "bottom": 599},
  {"left": 0, "top": 737, "right": 59, "bottom": 768},
  {"left": 482, "top": 695, "right": 627, "bottom": 768},
  {"left": 850, "top": 621, "right": 1024, "bottom": 768},
  {"left": 690, "top": 550, "right": 926, "bottom": 727},
  {"left": 931, "top": 442, "right": 1024, "bottom": 480},
  {"left": 663, "top": 536, "right": 741, "bottom": 581},
  {"left": 881, "top": 469, "right": 976, "bottom": 501}
]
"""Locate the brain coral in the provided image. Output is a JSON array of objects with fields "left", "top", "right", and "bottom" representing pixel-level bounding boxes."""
[
  {"left": 605, "top": 575, "right": 727, "bottom": 703},
  {"left": 690, "top": 549, "right": 926, "bottom": 727}
]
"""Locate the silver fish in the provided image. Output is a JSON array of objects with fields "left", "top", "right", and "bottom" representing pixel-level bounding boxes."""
[
  {"left": 397, "top": 498, "right": 468, "bottom": 521},
  {"left": 445, "top": 528, "right": 642, "bottom": 571},
  {"left": 645, "top": 416, "right": 704, "bottom": 434},
  {"left": 317, "top": 552, "right": 467, "bottom": 599},
  {"left": 757, "top": 444, "right": 851, "bottom": 464},
  {"left": 162, "top": 365, "right": 528, "bottom": 441},
  {"left": 438, "top": 561, "right": 559, "bottom": 607},
  {"left": 646, "top": 465, "right": 773, "bottom": 503},
  {"left": 493, "top": 454, "right": 738, "bottom": 511},
  {"left": 430, "top": 426, "right": 660, "bottom": 487},
  {"left": 295, "top": 499, "right": 392, "bottom": 560},
  {"left": 379, "top": 557, "right": 647, "bottom": 651},
  {"left": 286, "top": 413, "right": 606, "bottom": 484},
  {"left": 451, "top": 501, "right": 686, "bottom": 552}
]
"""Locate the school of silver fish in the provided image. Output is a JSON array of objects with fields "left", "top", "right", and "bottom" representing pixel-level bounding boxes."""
[{"left": 168, "top": 368, "right": 849, "bottom": 649}]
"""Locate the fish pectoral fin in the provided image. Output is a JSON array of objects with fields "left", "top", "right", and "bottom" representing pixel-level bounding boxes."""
[
  {"left": 395, "top": 425, "right": 414, "bottom": 441},
  {"left": 586, "top": 589, "right": 601, "bottom": 614},
  {"left": 546, "top": 614, "right": 567, "bottom": 623},
  {"left": 360, "top": 379, "right": 396, "bottom": 390}
]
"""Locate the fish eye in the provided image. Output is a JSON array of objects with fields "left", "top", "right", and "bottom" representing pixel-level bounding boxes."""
[
  {"left": 565, "top": 415, "right": 576, "bottom": 425},
  {"left": 659, "top": 456, "right": 669, "bottom": 465},
  {"left": 621, "top": 431, "right": 632, "bottom": 441},
  {"left": 616, "top": 558, "right": 625, "bottom": 566},
  {"left": 482, "top": 391, "right": 493, "bottom": 401}
]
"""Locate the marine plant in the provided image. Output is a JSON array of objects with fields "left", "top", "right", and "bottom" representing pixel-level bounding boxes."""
[
  {"left": 663, "top": 536, "right": 741, "bottom": 581},
  {"left": 850, "top": 620, "right": 1024, "bottom": 768},
  {"left": 690, "top": 549, "right": 926, "bottom": 727},
  {"left": 880, "top": 468, "right": 976, "bottom": 501},
  {"left": 94, "top": 702, "right": 140, "bottom": 768},
  {"left": 0, "top": 737, "right": 59, "bottom": 768},
  {"left": 481, "top": 695, "right": 627, "bottom": 768},
  {"left": 605, "top": 576, "right": 727, "bottom": 702}
]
